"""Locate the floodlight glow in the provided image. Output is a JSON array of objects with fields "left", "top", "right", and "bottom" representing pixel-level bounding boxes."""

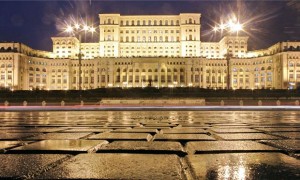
[
  {"left": 66, "top": 26, "right": 73, "bottom": 33},
  {"left": 83, "top": 25, "right": 90, "bottom": 31},
  {"left": 220, "top": 23, "right": 226, "bottom": 30},
  {"left": 213, "top": 26, "right": 218, "bottom": 32},
  {"left": 90, "top": 27, "right": 96, "bottom": 33},
  {"left": 74, "top": 24, "right": 80, "bottom": 29},
  {"left": 230, "top": 22, "right": 243, "bottom": 32}
]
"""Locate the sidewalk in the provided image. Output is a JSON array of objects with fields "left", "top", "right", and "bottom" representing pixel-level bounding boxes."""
[{"left": 0, "top": 111, "right": 299, "bottom": 179}]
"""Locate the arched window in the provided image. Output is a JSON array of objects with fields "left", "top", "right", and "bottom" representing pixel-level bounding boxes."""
[
  {"left": 116, "top": 68, "right": 120, "bottom": 72},
  {"left": 176, "top": 20, "right": 179, "bottom": 25},
  {"left": 123, "top": 68, "right": 127, "bottom": 72},
  {"left": 239, "top": 69, "right": 243, "bottom": 72},
  {"left": 120, "top": 21, "right": 123, "bottom": 25},
  {"left": 165, "top": 20, "right": 168, "bottom": 25},
  {"left": 143, "top": 20, "right": 146, "bottom": 25},
  {"left": 135, "top": 69, "right": 139, "bottom": 72},
  {"left": 42, "top": 68, "right": 46, "bottom": 72},
  {"left": 148, "top": 20, "right": 151, "bottom": 25},
  {"left": 29, "top": 67, "right": 34, "bottom": 71},
  {"left": 171, "top": 20, "right": 174, "bottom": 25},
  {"left": 261, "top": 67, "right": 265, "bottom": 71},
  {"left": 63, "top": 69, "right": 67, "bottom": 72},
  {"left": 159, "top": 20, "right": 162, "bottom": 25},
  {"left": 189, "top": 18, "right": 193, "bottom": 24},
  {"left": 167, "top": 68, "right": 171, "bottom": 72},
  {"left": 131, "top": 36, "right": 134, "bottom": 42},
  {"left": 154, "top": 20, "right": 157, "bottom": 25},
  {"left": 142, "top": 69, "right": 146, "bottom": 72},
  {"left": 161, "top": 69, "right": 165, "bottom": 72},
  {"left": 137, "top": 20, "right": 140, "bottom": 25},
  {"left": 131, "top": 20, "right": 134, "bottom": 25},
  {"left": 148, "top": 69, "right": 152, "bottom": 72},
  {"left": 267, "top": 66, "right": 272, "bottom": 70},
  {"left": 173, "top": 68, "right": 177, "bottom": 72},
  {"left": 107, "top": 19, "right": 111, "bottom": 24},
  {"left": 180, "top": 68, "right": 184, "bottom": 72}
]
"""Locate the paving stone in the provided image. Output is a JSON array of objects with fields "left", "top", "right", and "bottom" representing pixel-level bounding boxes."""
[
  {"left": 11, "top": 140, "right": 109, "bottom": 153},
  {"left": 2, "top": 127, "right": 67, "bottom": 133},
  {"left": 144, "top": 123, "right": 176, "bottom": 126},
  {"left": 111, "top": 129, "right": 158, "bottom": 133},
  {"left": 211, "top": 128, "right": 260, "bottom": 133},
  {"left": 0, "top": 154, "right": 68, "bottom": 179},
  {"left": 26, "top": 133, "right": 91, "bottom": 140},
  {"left": 36, "top": 154, "right": 184, "bottom": 179},
  {"left": 134, "top": 126, "right": 171, "bottom": 129},
  {"left": 62, "top": 128, "right": 112, "bottom": 133},
  {"left": 261, "top": 140, "right": 300, "bottom": 151},
  {"left": 97, "top": 141, "right": 185, "bottom": 154},
  {"left": 270, "top": 132, "right": 300, "bottom": 139},
  {"left": 0, "top": 133, "right": 38, "bottom": 140},
  {"left": 255, "top": 128, "right": 300, "bottom": 132},
  {"left": 88, "top": 133, "right": 152, "bottom": 141},
  {"left": 217, "top": 133, "right": 280, "bottom": 140},
  {"left": 154, "top": 134, "right": 215, "bottom": 141},
  {"left": 0, "top": 141, "right": 31, "bottom": 152},
  {"left": 186, "top": 141, "right": 279, "bottom": 154},
  {"left": 187, "top": 153, "right": 300, "bottom": 180},
  {"left": 161, "top": 128, "right": 207, "bottom": 134}
]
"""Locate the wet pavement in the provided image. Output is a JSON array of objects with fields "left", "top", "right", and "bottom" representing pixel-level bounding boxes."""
[{"left": 0, "top": 111, "right": 299, "bottom": 179}]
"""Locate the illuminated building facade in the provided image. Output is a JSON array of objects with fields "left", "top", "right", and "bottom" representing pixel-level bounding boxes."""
[{"left": 0, "top": 13, "right": 300, "bottom": 90}]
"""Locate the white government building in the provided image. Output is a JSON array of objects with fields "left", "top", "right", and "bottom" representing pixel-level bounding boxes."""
[{"left": 0, "top": 13, "right": 300, "bottom": 90}]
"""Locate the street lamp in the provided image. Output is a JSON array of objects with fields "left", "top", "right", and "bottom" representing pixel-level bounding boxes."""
[
  {"left": 64, "top": 23, "right": 96, "bottom": 90},
  {"left": 212, "top": 19, "right": 243, "bottom": 90}
]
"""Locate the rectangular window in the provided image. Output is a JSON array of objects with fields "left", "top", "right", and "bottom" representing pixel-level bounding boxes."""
[
  {"left": 135, "top": 75, "right": 139, "bottom": 82},
  {"left": 167, "top": 75, "right": 171, "bottom": 82},
  {"left": 101, "top": 75, "right": 106, "bottom": 82},
  {"left": 123, "top": 76, "right": 127, "bottom": 82},
  {"left": 161, "top": 75, "right": 165, "bottom": 82}
]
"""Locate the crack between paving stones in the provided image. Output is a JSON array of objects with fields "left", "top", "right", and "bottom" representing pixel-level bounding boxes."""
[{"left": 21, "top": 154, "right": 74, "bottom": 180}]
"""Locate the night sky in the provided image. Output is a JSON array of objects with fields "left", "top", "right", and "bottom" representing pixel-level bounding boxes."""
[{"left": 0, "top": 0, "right": 299, "bottom": 51}]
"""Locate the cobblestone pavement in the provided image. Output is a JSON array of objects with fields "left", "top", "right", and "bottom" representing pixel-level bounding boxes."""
[{"left": 0, "top": 111, "right": 299, "bottom": 179}]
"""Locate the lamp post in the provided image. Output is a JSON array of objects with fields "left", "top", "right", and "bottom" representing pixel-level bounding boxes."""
[
  {"left": 65, "top": 23, "right": 96, "bottom": 90},
  {"left": 213, "top": 20, "right": 243, "bottom": 90}
]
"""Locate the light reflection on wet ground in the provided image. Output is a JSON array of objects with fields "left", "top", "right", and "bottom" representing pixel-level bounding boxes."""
[{"left": 0, "top": 111, "right": 299, "bottom": 179}]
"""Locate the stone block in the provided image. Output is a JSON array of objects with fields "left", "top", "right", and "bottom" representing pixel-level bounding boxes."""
[
  {"left": 186, "top": 141, "right": 279, "bottom": 154},
  {"left": 36, "top": 154, "right": 184, "bottom": 179},
  {"left": 187, "top": 153, "right": 300, "bottom": 180}
]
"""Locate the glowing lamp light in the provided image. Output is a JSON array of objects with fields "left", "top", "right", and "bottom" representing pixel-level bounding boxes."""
[
  {"left": 83, "top": 25, "right": 90, "bottom": 31},
  {"left": 213, "top": 26, "right": 218, "bottom": 32},
  {"left": 90, "top": 27, "right": 96, "bottom": 33},
  {"left": 66, "top": 26, "right": 73, "bottom": 33},
  {"left": 220, "top": 23, "right": 226, "bottom": 30},
  {"left": 74, "top": 24, "right": 80, "bottom": 29},
  {"left": 230, "top": 22, "right": 243, "bottom": 32}
]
